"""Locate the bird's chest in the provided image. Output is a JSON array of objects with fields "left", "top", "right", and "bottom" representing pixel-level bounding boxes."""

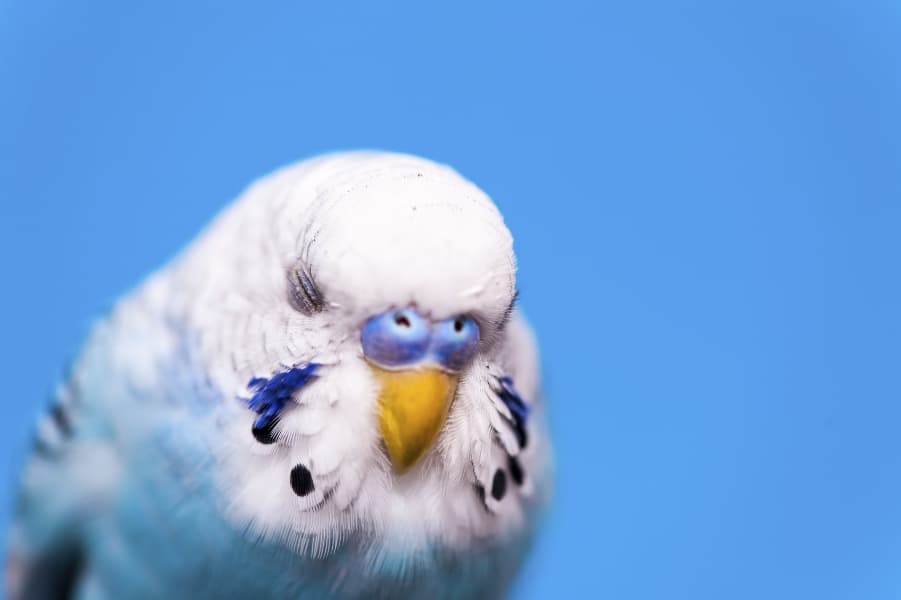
[
  {"left": 88, "top": 422, "right": 523, "bottom": 600},
  {"left": 95, "top": 487, "right": 518, "bottom": 600}
]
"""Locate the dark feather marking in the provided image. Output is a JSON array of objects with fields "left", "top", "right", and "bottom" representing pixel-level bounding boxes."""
[
  {"left": 290, "top": 463, "right": 315, "bottom": 497},
  {"left": 31, "top": 396, "right": 75, "bottom": 457},
  {"left": 50, "top": 403, "right": 73, "bottom": 437},
  {"left": 491, "top": 469, "right": 507, "bottom": 501},
  {"left": 508, "top": 455, "right": 524, "bottom": 486},
  {"left": 18, "top": 541, "right": 83, "bottom": 599},
  {"left": 494, "top": 375, "right": 529, "bottom": 449},
  {"left": 251, "top": 417, "right": 280, "bottom": 445}
]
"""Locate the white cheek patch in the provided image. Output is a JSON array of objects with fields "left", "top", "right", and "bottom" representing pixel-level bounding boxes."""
[
  {"left": 215, "top": 344, "right": 540, "bottom": 559},
  {"left": 279, "top": 403, "right": 330, "bottom": 439},
  {"left": 216, "top": 357, "right": 383, "bottom": 548}
]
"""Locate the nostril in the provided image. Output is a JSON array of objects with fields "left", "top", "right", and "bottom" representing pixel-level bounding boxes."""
[
  {"left": 362, "top": 309, "right": 430, "bottom": 367},
  {"left": 430, "top": 315, "right": 480, "bottom": 372}
]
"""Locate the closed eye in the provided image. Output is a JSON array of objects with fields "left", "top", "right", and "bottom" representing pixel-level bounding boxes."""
[{"left": 287, "top": 261, "right": 324, "bottom": 315}]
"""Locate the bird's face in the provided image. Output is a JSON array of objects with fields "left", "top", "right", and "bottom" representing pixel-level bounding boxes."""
[
  {"left": 196, "top": 154, "right": 538, "bottom": 553},
  {"left": 292, "top": 162, "right": 517, "bottom": 472},
  {"left": 361, "top": 307, "right": 480, "bottom": 470}
]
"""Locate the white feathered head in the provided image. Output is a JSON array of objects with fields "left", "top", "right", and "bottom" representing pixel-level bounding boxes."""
[{"left": 156, "top": 152, "right": 544, "bottom": 555}]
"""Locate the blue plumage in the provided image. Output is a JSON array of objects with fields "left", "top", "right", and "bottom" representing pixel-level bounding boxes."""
[
  {"left": 7, "top": 153, "right": 548, "bottom": 600},
  {"left": 245, "top": 363, "right": 320, "bottom": 430},
  {"left": 496, "top": 376, "right": 529, "bottom": 449}
]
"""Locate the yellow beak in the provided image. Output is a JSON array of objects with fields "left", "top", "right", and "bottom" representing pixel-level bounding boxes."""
[{"left": 370, "top": 365, "right": 457, "bottom": 472}]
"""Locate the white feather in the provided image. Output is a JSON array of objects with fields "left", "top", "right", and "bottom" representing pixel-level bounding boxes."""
[{"left": 108, "top": 152, "right": 548, "bottom": 558}]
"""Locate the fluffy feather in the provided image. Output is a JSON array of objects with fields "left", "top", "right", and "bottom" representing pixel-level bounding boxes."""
[{"left": 7, "top": 152, "right": 551, "bottom": 599}]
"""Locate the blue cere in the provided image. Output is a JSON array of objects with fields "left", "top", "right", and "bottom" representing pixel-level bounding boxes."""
[
  {"left": 361, "top": 308, "right": 431, "bottom": 368},
  {"left": 429, "top": 315, "right": 480, "bottom": 372},
  {"left": 244, "top": 363, "right": 320, "bottom": 432}
]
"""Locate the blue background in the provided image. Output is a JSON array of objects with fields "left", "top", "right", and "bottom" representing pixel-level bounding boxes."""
[{"left": 2, "top": 1, "right": 901, "bottom": 598}]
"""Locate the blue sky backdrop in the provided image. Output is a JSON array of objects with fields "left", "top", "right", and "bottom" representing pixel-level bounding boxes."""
[{"left": 2, "top": 1, "right": 901, "bottom": 598}]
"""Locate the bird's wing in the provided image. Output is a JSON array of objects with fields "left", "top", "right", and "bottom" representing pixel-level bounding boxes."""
[
  {"left": 7, "top": 340, "right": 120, "bottom": 599},
  {"left": 6, "top": 285, "right": 196, "bottom": 599}
]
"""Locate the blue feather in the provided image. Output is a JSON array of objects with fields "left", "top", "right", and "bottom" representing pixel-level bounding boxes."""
[
  {"left": 244, "top": 363, "right": 320, "bottom": 429},
  {"left": 495, "top": 376, "right": 529, "bottom": 449}
]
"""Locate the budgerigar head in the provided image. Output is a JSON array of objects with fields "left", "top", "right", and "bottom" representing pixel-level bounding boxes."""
[
  {"left": 292, "top": 156, "right": 515, "bottom": 471},
  {"left": 163, "top": 152, "right": 543, "bottom": 557}
]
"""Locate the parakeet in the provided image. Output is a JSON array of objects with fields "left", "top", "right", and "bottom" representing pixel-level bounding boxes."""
[{"left": 6, "top": 152, "right": 552, "bottom": 599}]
